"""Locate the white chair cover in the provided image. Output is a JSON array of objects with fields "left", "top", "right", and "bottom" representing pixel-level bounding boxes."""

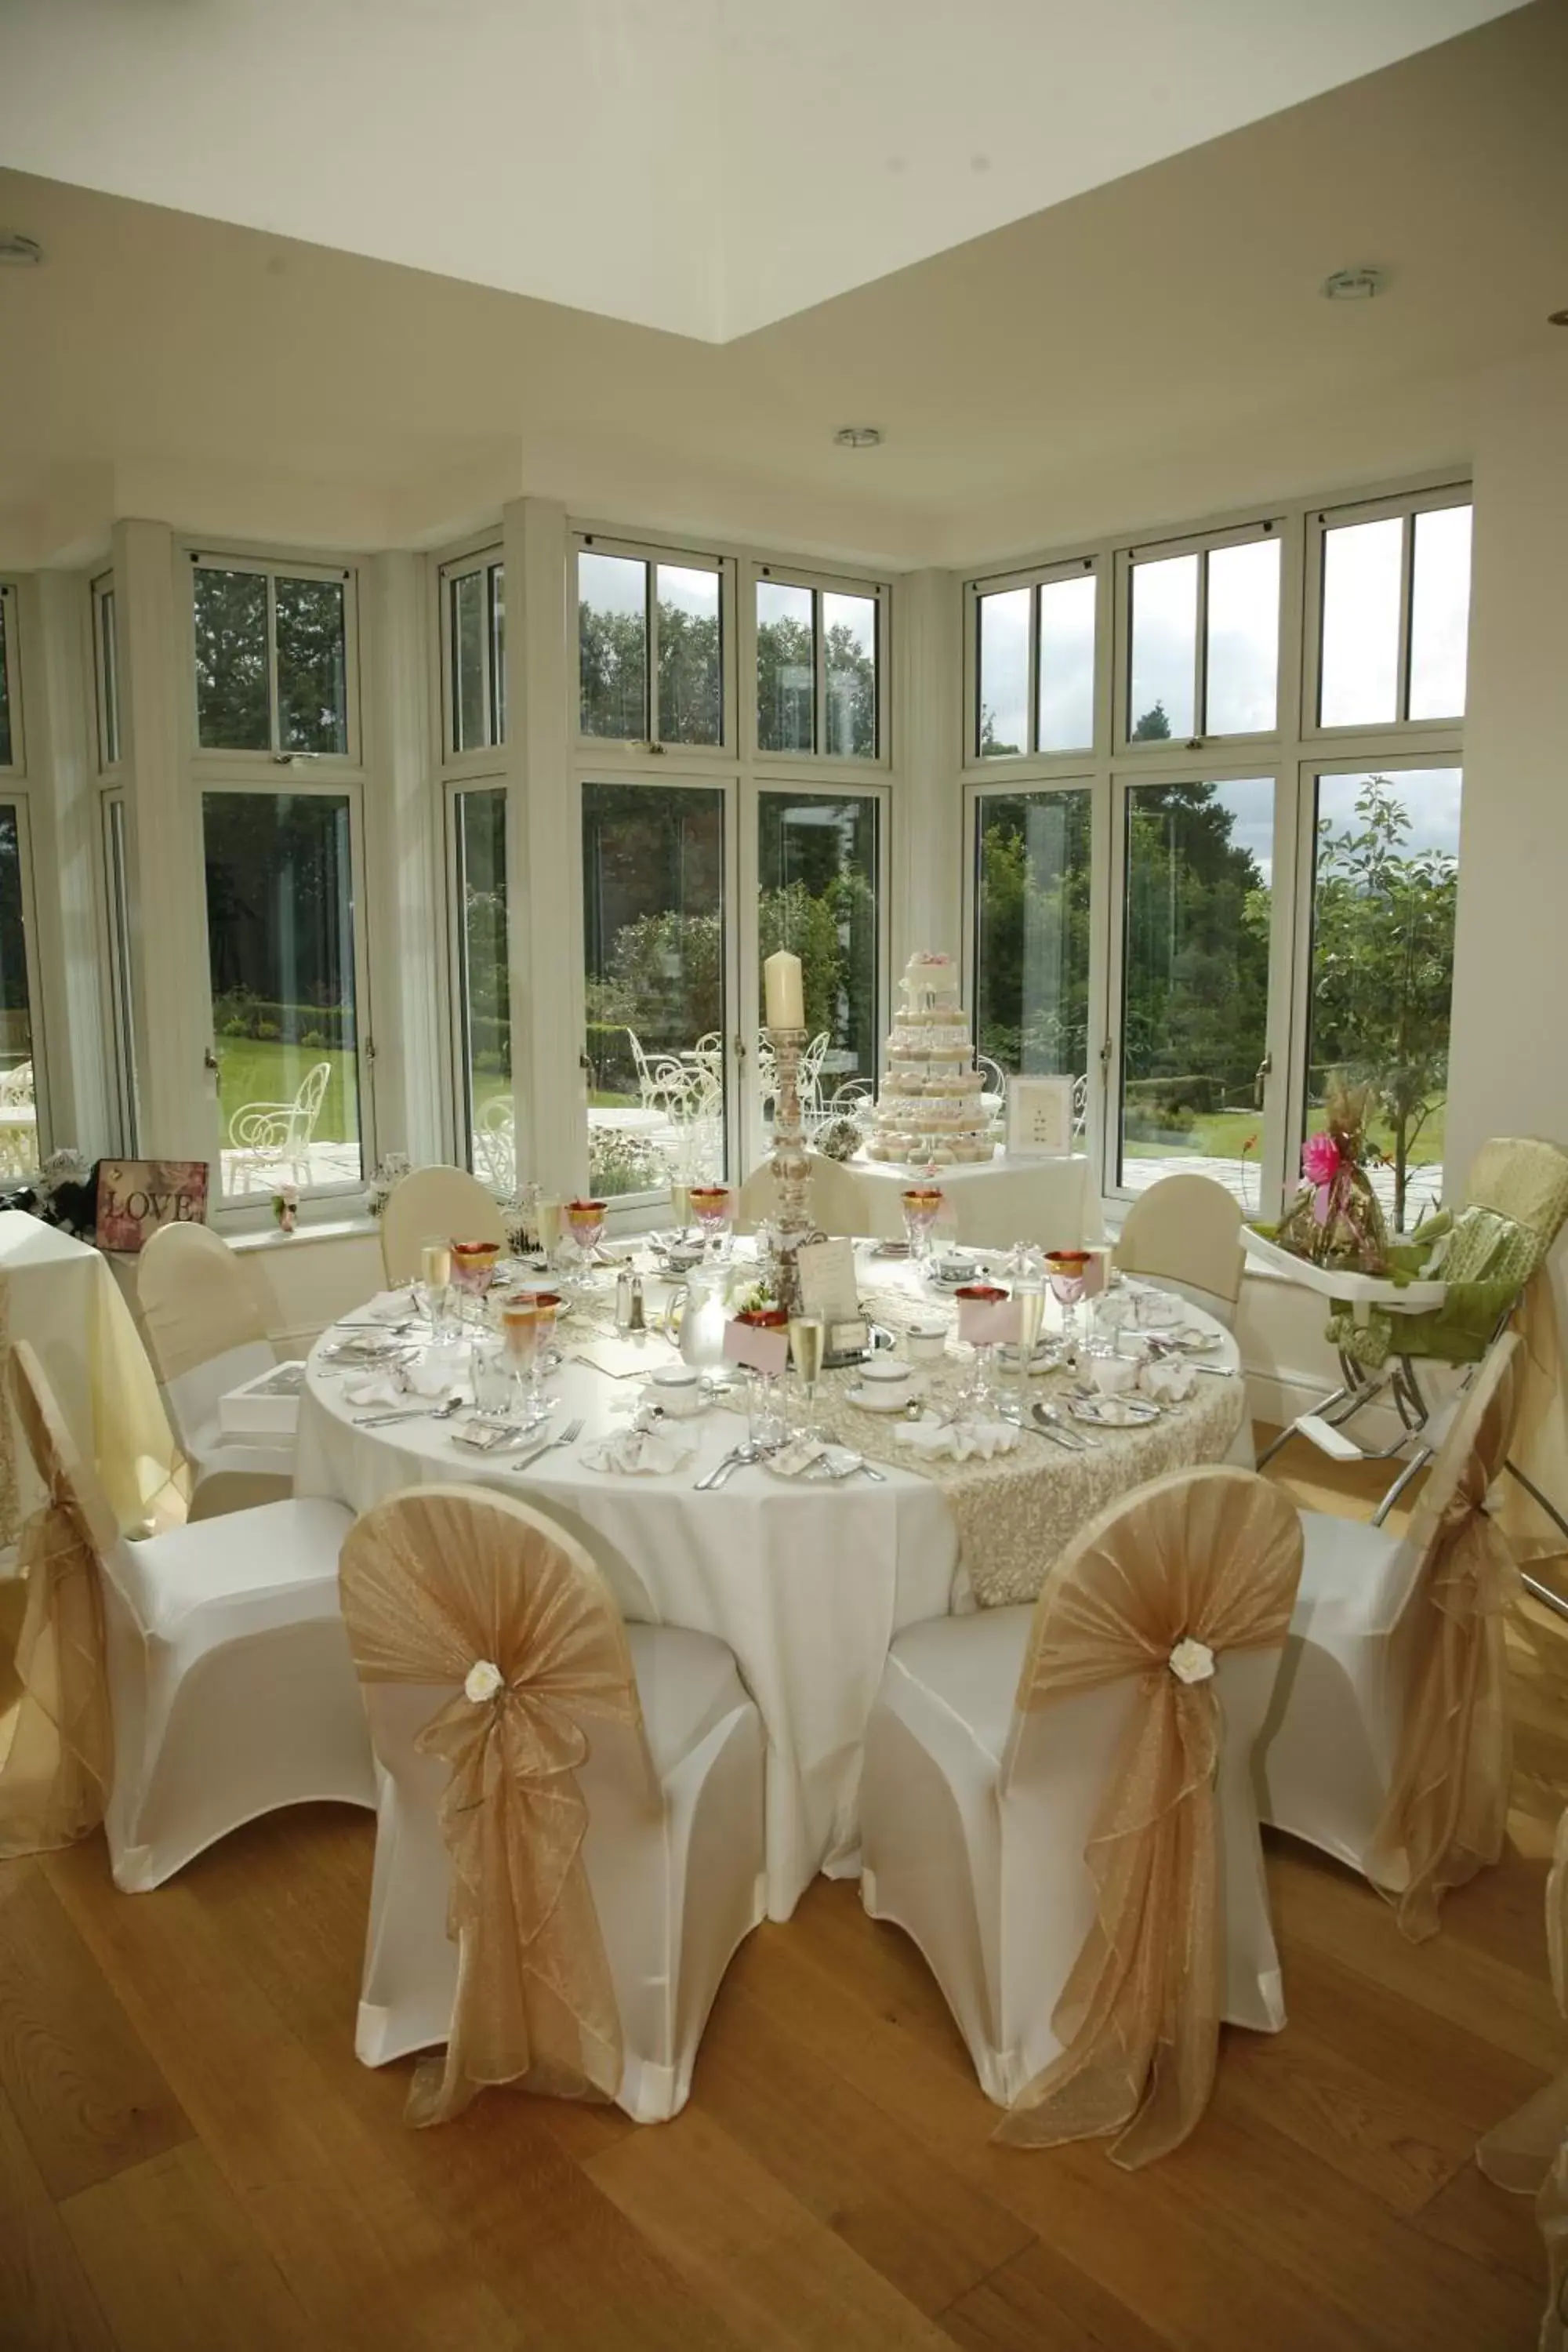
[
  {"left": 137, "top": 1221, "right": 293, "bottom": 1499},
  {"left": 1257, "top": 1331, "right": 1522, "bottom": 1938},
  {"left": 381, "top": 1167, "right": 506, "bottom": 1287},
  {"left": 735, "top": 1152, "right": 873, "bottom": 1240},
  {"left": 1115, "top": 1174, "right": 1246, "bottom": 1328},
  {"left": 339, "top": 1484, "right": 765, "bottom": 2125},
  {"left": 860, "top": 1463, "right": 1302, "bottom": 2167},
  {"left": 0, "top": 1341, "right": 374, "bottom": 1886}
]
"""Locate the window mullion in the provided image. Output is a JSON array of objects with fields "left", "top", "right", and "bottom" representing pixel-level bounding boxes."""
[
  {"left": 1396, "top": 513, "right": 1417, "bottom": 722},
  {"left": 645, "top": 564, "right": 659, "bottom": 745},
  {"left": 1025, "top": 584, "right": 1041, "bottom": 757},
  {"left": 265, "top": 575, "right": 282, "bottom": 756},
  {"left": 814, "top": 590, "right": 827, "bottom": 759},
  {"left": 1193, "top": 552, "right": 1210, "bottom": 739}
]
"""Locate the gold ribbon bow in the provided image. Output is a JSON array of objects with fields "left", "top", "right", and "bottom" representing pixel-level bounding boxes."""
[
  {"left": 0, "top": 1344, "right": 116, "bottom": 1860},
  {"left": 339, "top": 1487, "right": 644, "bottom": 2126},
  {"left": 1371, "top": 1343, "right": 1521, "bottom": 1942},
  {"left": 995, "top": 1466, "right": 1303, "bottom": 2169}
]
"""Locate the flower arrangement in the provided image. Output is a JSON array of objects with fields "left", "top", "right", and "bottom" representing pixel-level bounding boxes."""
[
  {"left": 1276, "top": 1076, "right": 1389, "bottom": 1273},
  {"left": 271, "top": 1182, "right": 299, "bottom": 1234},
  {"left": 366, "top": 1152, "right": 411, "bottom": 1221}
]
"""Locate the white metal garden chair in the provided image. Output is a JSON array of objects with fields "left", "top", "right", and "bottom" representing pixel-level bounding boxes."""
[
  {"left": 0, "top": 1057, "right": 35, "bottom": 1177},
  {"left": 226, "top": 1058, "right": 332, "bottom": 1192},
  {"left": 472, "top": 1097, "right": 517, "bottom": 1196}
]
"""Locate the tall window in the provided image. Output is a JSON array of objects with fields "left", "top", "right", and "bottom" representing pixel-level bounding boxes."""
[
  {"left": 1304, "top": 765, "right": 1460, "bottom": 1230},
  {"left": 0, "top": 584, "right": 19, "bottom": 771},
  {"left": 1118, "top": 777, "right": 1274, "bottom": 1203},
  {"left": 1315, "top": 495, "right": 1472, "bottom": 728},
  {"left": 203, "top": 793, "right": 362, "bottom": 1199},
  {"left": 972, "top": 790, "right": 1092, "bottom": 1100},
  {"left": 93, "top": 575, "right": 121, "bottom": 770},
  {"left": 452, "top": 789, "right": 511, "bottom": 1192},
  {"left": 446, "top": 556, "right": 506, "bottom": 753},
  {"left": 757, "top": 794, "right": 880, "bottom": 1099},
  {"left": 578, "top": 545, "right": 724, "bottom": 748},
  {"left": 0, "top": 804, "right": 37, "bottom": 1167},
  {"left": 191, "top": 557, "right": 352, "bottom": 757},
  {"left": 756, "top": 570, "right": 880, "bottom": 760},
  {"left": 102, "top": 794, "right": 140, "bottom": 1153},
  {"left": 974, "top": 561, "right": 1098, "bottom": 759},
  {"left": 581, "top": 782, "right": 727, "bottom": 1198},
  {"left": 1125, "top": 524, "right": 1280, "bottom": 745}
]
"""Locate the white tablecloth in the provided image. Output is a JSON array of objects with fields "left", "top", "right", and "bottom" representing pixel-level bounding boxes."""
[
  {"left": 851, "top": 1152, "right": 1103, "bottom": 1250},
  {"left": 0, "top": 1210, "right": 179, "bottom": 1542},
  {"left": 296, "top": 1251, "right": 1247, "bottom": 1918}
]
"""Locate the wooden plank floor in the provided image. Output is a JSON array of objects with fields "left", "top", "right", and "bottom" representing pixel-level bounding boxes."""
[{"left": 3, "top": 1437, "right": 1566, "bottom": 2350}]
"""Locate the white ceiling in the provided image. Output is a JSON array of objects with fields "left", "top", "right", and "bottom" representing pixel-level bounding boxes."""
[{"left": 0, "top": 0, "right": 1523, "bottom": 341}]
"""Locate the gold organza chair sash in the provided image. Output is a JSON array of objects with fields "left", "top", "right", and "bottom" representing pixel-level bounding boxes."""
[
  {"left": 995, "top": 1465, "right": 1303, "bottom": 2169},
  {"left": 0, "top": 1342, "right": 118, "bottom": 1858},
  {"left": 338, "top": 1486, "right": 646, "bottom": 2127},
  {"left": 1371, "top": 1337, "right": 1521, "bottom": 1941},
  {"left": 1478, "top": 1802, "right": 1568, "bottom": 2349}
]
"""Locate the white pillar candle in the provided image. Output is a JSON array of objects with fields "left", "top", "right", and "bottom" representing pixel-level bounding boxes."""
[{"left": 764, "top": 949, "right": 805, "bottom": 1031}]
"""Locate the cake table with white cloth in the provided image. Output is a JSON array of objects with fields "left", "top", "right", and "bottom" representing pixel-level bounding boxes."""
[
  {"left": 848, "top": 1149, "right": 1104, "bottom": 1251},
  {"left": 294, "top": 1254, "right": 1241, "bottom": 1918}
]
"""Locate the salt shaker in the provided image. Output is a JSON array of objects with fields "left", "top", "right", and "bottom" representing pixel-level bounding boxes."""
[
  {"left": 627, "top": 1272, "right": 647, "bottom": 1334},
  {"left": 615, "top": 1269, "right": 633, "bottom": 1330}
]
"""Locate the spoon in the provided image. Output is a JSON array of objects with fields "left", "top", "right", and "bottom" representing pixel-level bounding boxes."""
[{"left": 355, "top": 1392, "right": 465, "bottom": 1428}]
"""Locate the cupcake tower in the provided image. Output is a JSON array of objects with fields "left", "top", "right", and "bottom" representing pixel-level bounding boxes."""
[{"left": 864, "top": 952, "right": 998, "bottom": 1167}]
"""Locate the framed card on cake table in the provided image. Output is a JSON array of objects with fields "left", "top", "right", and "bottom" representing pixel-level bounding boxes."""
[{"left": 1007, "top": 1077, "right": 1076, "bottom": 1160}]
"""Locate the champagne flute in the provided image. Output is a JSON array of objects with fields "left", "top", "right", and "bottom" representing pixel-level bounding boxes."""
[
  {"left": 1008, "top": 1283, "right": 1047, "bottom": 1425},
  {"left": 420, "top": 1238, "right": 454, "bottom": 1342},
  {"left": 788, "top": 1315, "right": 827, "bottom": 1443},
  {"left": 670, "top": 1179, "right": 691, "bottom": 1240},
  {"left": 535, "top": 1194, "right": 563, "bottom": 1267}
]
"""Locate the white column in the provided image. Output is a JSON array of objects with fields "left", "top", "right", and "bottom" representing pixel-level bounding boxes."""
[
  {"left": 362, "top": 550, "right": 445, "bottom": 1171},
  {"left": 891, "top": 566, "right": 964, "bottom": 969},
  {"left": 502, "top": 496, "right": 586, "bottom": 1197},
  {"left": 113, "top": 518, "right": 211, "bottom": 1162},
  {"left": 14, "top": 569, "right": 114, "bottom": 1159},
  {"left": 1446, "top": 356, "right": 1568, "bottom": 1178}
]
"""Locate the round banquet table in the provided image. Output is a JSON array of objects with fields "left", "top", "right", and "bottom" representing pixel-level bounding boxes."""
[{"left": 294, "top": 1252, "right": 1243, "bottom": 1920}]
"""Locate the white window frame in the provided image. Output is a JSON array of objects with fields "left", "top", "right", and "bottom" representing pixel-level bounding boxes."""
[
  {"left": 99, "top": 788, "right": 140, "bottom": 1154},
  {"left": 444, "top": 779, "right": 512, "bottom": 1184},
  {"left": 1303, "top": 482, "right": 1472, "bottom": 742},
  {"left": 573, "top": 530, "right": 735, "bottom": 765},
  {"left": 964, "top": 553, "right": 1104, "bottom": 771},
  {"left": 197, "top": 776, "right": 377, "bottom": 1214},
  {"left": 1114, "top": 515, "right": 1287, "bottom": 758},
  {"left": 747, "top": 559, "right": 891, "bottom": 773},
  {"left": 186, "top": 546, "right": 363, "bottom": 770},
  {"left": 960, "top": 471, "right": 1467, "bottom": 1226},
  {"left": 91, "top": 572, "right": 122, "bottom": 775},
  {"left": 0, "top": 579, "right": 25, "bottom": 777},
  {"left": 438, "top": 541, "right": 506, "bottom": 770}
]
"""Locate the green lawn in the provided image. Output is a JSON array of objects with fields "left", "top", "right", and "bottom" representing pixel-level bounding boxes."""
[
  {"left": 1123, "top": 1097, "right": 1446, "bottom": 1181},
  {"left": 214, "top": 1041, "right": 359, "bottom": 1146}
]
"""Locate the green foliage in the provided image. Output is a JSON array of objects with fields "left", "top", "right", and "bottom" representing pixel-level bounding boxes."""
[
  {"left": 1309, "top": 775, "right": 1457, "bottom": 1229},
  {"left": 973, "top": 795, "right": 1091, "bottom": 1075},
  {"left": 1131, "top": 699, "right": 1173, "bottom": 741}
]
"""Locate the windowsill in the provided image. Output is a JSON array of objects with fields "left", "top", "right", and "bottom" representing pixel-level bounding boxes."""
[{"left": 229, "top": 1213, "right": 379, "bottom": 1254}]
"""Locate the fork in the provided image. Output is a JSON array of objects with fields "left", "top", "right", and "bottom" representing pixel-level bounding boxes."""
[
  {"left": 695, "top": 1443, "right": 759, "bottom": 1492},
  {"left": 509, "top": 1416, "right": 583, "bottom": 1472},
  {"left": 354, "top": 1393, "right": 465, "bottom": 1428}
]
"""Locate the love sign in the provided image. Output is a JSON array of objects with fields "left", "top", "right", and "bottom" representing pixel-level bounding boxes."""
[{"left": 95, "top": 1160, "right": 210, "bottom": 1254}]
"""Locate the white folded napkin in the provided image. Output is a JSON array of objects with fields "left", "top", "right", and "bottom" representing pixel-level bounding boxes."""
[
  {"left": 358, "top": 1290, "right": 416, "bottom": 1323},
  {"left": 1091, "top": 1293, "right": 1136, "bottom": 1331},
  {"left": 1138, "top": 1356, "right": 1196, "bottom": 1403},
  {"left": 896, "top": 1415, "right": 1020, "bottom": 1464},
  {"left": 580, "top": 1427, "right": 695, "bottom": 1476},
  {"left": 403, "top": 1345, "right": 468, "bottom": 1397},
  {"left": 343, "top": 1371, "right": 406, "bottom": 1407},
  {"left": 1131, "top": 1290, "right": 1186, "bottom": 1330}
]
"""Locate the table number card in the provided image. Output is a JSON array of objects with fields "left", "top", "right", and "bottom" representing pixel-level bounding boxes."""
[
  {"left": 1007, "top": 1076, "right": 1076, "bottom": 1160},
  {"left": 724, "top": 1319, "right": 789, "bottom": 1377},
  {"left": 797, "top": 1236, "right": 860, "bottom": 1326}
]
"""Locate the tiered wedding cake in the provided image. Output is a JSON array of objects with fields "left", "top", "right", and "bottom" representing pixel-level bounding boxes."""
[{"left": 864, "top": 952, "right": 997, "bottom": 1167}]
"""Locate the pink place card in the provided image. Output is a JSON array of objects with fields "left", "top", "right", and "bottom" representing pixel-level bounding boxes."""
[
  {"left": 724, "top": 1319, "right": 790, "bottom": 1377},
  {"left": 1081, "top": 1247, "right": 1111, "bottom": 1299},
  {"left": 956, "top": 1295, "right": 1022, "bottom": 1347}
]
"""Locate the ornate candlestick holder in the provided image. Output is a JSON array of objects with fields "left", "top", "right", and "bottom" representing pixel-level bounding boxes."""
[{"left": 765, "top": 1023, "right": 812, "bottom": 1317}]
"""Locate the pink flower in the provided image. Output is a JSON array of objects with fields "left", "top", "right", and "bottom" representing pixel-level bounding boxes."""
[{"left": 1302, "top": 1133, "right": 1341, "bottom": 1188}]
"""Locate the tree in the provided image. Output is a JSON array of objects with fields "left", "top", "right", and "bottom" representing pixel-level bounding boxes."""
[
  {"left": 1309, "top": 775, "right": 1457, "bottom": 1229},
  {"left": 1131, "top": 699, "right": 1172, "bottom": 742}
]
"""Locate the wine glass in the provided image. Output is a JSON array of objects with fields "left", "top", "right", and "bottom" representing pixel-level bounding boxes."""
[
  {"left": 419, "top": 1238, "right": 455, "bottom": 1342},
  {"left": 565, "top": 1197, "right": 607, "bottom": 1272},
  {"left": 688, "top": 1184, "right": 733, "bottom": 1262},
  {"left": 787, "top": 1315, "right": 827, "bottom": 1443},
  {"left": 1045, "top": 1249, "right": 1091, "bottom": 1359},
  {"left": 900, "top": 1185, "right": 944, "bottom": 1263},
  {"left": 450, "top": 1239, "right": 500, "bottom": 1325},
  {"left": 954, "top": 1283, "right": 1007, "bottom": 1414}
]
